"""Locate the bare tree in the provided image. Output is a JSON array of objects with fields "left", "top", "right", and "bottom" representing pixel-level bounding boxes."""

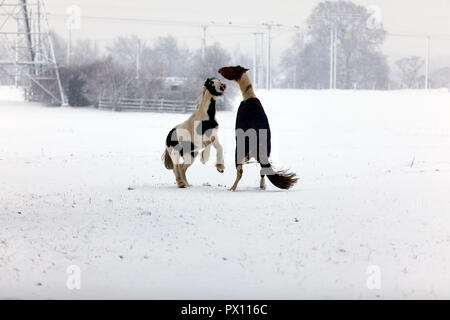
[
  {"left": 396, "top": 56, "right": 424, "bottom": 89},
  {"left": 43, "top": 32, "right": 236, "bottom": 108},
  {"left": 146, "top": 35, "right": 191, "bottom": 77},
  {"left": 281, "top": 0, "right": 389, "bottom": 89},
  {"left": 189, "top": 43, "right": 235, "bottom": 110}
]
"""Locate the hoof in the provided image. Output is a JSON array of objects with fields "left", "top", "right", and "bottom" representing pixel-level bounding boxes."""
[{"left": 216, "top": 164, "right": 225, "bottom": 173}]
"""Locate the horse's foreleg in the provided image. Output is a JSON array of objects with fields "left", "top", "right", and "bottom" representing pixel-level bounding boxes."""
[{"left": 212, "top": 136, "right": 224, "bottom": 173}]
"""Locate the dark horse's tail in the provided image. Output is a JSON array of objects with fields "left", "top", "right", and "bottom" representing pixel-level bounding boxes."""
[{"left": 262, "top": 164, "right": 298, "bottom": 190}]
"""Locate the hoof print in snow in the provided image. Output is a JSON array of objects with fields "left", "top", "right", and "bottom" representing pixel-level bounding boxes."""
[
  {"left": 119, "top": 255, "right": 124, "bottom": 260},
  {"left": 17, "top": 211, "right": 22, "bottom": 215},
  {"left": 294, "top": 218, "right": 299, "bottom": 223},
  {"left": 128, "top": 187, "right": 135, "bottom": 191},
  {"left": 222, "top": 257, "right": 227, "bottom": 261},
  {"left": 36, "top": 282, "right": 43, "bottom": 286}
]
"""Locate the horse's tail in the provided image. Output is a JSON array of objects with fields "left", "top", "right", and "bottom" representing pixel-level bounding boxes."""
[
  {"left": 262, "top": 164, "right": 298, "bottom": 190},
  {"left": 162, "top": 149, "right": 174, "bottom": 170}
]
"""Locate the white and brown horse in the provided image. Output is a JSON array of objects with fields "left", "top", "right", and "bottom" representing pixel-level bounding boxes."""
[{"left": 163, "top": 78, "right": 226, "bottom": 188}]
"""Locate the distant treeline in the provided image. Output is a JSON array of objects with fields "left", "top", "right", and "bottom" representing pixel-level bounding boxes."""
[
  {"left": 49, "top": 34, "right": 243, "bottom": 109},
  {"left": 1, "top": 0, "right": 449, "bottom": 107},
  {"left": 280, "top": 1, "right": 449, "bottom": 90}
]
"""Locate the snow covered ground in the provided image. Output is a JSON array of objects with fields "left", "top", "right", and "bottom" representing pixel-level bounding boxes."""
[{"left": 1, "top": 86, "right": 450, "bottom": 299}]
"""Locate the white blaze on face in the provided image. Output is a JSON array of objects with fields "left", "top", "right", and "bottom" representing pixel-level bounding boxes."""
[{"left": 212, "top": 79, "right": 225, "bottom": 94}]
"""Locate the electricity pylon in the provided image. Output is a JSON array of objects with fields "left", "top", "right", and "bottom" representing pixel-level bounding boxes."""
[{"left": 0, "top": 0, "right": 66, "bottom": 105}]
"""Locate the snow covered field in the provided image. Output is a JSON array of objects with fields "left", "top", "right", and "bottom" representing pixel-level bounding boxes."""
[{"left": 1, "top": 86, "right": 450, "bottom": 299}]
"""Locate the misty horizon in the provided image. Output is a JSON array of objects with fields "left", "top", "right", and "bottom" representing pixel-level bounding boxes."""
[{"left": 40, "top": 0, "right": 450, "bottom": 71}]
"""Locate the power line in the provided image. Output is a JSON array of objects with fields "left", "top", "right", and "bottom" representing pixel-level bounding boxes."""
[
  {"left": 47, "top": 13, "right": 302, "bottom": 31},
  {"left": 387, "top": 33, "right": 450, "bottom": 39},
  {"left": 50, "top": 13, "right": 450, "bottom": 42},
  {"left": 45, "top": 12, "right": 450, "bottom": 92},
  {"left": 46, "top": 12, "right": 450, "bottom": 39}
]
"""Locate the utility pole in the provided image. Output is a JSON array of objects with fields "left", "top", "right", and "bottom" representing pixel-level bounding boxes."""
[
  {"left": 425, "top": 36, "right": 430, "bottom": 90},
  {"left": 259, "top": 32, "right": 264, "bottom": 88},
  {"left": 201, "top": 25, "right": 207, "bottom": 60},
  {"left": 252, "top": 32, "right": 263, "bottom": 88},
  {"left": 333, "top": 27, "right": 337, "bottom": 89},
  {"left": 329, "top": 28, "right": 333, "bottom": 90},
  {"left": 67, "top": 25, "right": 71, "bottom": 66},
  {"left": 66, "top": 5, "right": 80, "bottom": 67},
  {"left": 253, "top": 33, "right": 257, "bottom": 87},
  {"left": 329, "top": 27, "right": 338, "bottom": 89},
  {"left": 262, "top": 23, "right": 280, "bottom": 91},
  {"left": 136, "top": 38, "right": 141, "bottom": 80},
  {"left": 266, "top": 24, "right": 271, "bottom": 90},
  {"left": 293, "top": 65, "right": 297, "bottom": 89}
]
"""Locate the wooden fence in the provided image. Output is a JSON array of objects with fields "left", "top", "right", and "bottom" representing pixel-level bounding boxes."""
[{"left": 98, "top": 97, "right": 197, "bottom": 113}]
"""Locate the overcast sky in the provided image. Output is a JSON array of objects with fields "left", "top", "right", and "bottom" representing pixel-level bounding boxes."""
[{"left": 44, "top": 0, "right": 450, "bottom": 67}]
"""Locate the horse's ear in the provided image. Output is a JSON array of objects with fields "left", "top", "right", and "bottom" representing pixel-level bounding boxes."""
[{"left": 238, "top": 66, "right": 249, "bottom": 73}]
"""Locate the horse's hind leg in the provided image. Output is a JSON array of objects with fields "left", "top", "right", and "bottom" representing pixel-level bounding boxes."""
[
  {"left": 180, "top": 163, "right": 192, "bottom": 187},
  {"left": 260, "top": 175, "right": 266, "bottom": 190},
  {"left": 174, "top": 166, "right": 187, "bottom": 188},
  {"left": 258, "top": 150, "right": 270, "bottom": 190},
  {"left": 229, "top": 164, "right": 243, "bottom": 191},
  {"left": 180, "top": 153, "right": 196, "bottom": 187},
  {"left": 229, "top": 155, "right": 247, "bottom": 191},
  {"left": 170, "top": 150, "right": 187, "bottom": 188}
]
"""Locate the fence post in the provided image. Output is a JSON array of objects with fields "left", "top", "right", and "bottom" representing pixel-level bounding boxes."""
[{"left": 115, "top": 98, "right": 120, "bottom": 112}]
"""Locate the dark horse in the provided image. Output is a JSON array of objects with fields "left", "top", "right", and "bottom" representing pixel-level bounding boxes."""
[{"left": 219, "top": 66, "right": 298, "bottom": 191}]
